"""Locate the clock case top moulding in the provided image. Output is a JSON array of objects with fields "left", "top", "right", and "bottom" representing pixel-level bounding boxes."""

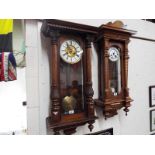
[{"left": 41, "top": 19, "right": 136, "bottom": 135}]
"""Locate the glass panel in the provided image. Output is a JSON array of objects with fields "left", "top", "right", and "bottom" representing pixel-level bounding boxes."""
[
  {"left": 60, "top": 59, "right": 84, "bottom": 115},
  {"left": 108, "top": 47, "right": 121, "bottom": 96}
]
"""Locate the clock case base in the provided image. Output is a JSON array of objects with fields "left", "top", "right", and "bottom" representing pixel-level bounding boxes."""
[
  {"left": 95, "top": 98, "right": 133, "bottom": 118},
  {"left": 47, "top": 115, "right": 98, "bottom": 135}
]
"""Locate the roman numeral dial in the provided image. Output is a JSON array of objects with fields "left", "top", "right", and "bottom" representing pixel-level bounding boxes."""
[{"left": 60, "top": 39, "right": 83, "bottom": 64}]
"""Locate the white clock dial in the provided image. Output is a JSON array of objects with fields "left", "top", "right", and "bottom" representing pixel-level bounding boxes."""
[
  {"left": 108, "top": 47, "right": 119, "bottom": 62},
  {"left": 60, "top": 40, "right": 83, "bottom": 64}
]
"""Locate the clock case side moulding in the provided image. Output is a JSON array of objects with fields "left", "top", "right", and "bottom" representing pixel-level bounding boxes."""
[{"left": 41, "top": 19, "right": 98, "bottom": 135}]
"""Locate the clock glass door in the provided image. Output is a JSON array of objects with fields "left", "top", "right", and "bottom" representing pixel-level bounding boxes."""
[
  {"left": 108, "top": 47, "right": 121, "bottom": 96},
  {"left": 60, "top": 51, "right": 84, "bottom": 115}
]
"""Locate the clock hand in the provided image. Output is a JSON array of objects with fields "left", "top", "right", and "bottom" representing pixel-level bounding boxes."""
[
  {"left": 77, "top": 49, "right": 83, "bottom": 55},
  {"left": 66, "top": 42, "right": 69, "bottom": 48}
]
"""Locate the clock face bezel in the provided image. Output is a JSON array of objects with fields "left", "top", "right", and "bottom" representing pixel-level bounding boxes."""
[
  {"left": 108, "top": 47, "right": 120, "bottom": 62},
  {"left": 60, "top": 39, "right": 83, "bottom": 64}
]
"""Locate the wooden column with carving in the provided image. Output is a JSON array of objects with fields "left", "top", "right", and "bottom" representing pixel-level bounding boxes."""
[
  {"left": 103, "top": 38, "right": 110, "bottom": 99},
  {"left": 103, "top": 38, "right": 117, "bottom": 118},
  {"left": 84, "top": 35, "right": 95, "bottom": 131},
  {"left": 50, "top": 31, "right": 61, "bottom": 124},
  {"left": 123, "top": 40, "right": 133, "bottom": 115}
]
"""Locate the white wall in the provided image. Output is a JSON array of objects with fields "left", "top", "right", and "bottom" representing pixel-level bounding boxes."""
[
  {"left": 26, "top": 19, "right": 155, "bottom": 135},
  {"left": 0, "top": 20, "right": 26, "bottom": 134}
]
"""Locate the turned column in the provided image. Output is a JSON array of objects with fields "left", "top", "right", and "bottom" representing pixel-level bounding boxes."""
[
  {"left": 103, "top": 38, "right": 110, "bottom": 99},
  {"left": 84, "top": 35, "right": 95, "bottom": 131},
  {"left": 103, "top": 38, "right": 113, "bottom": 118},
  {"left": 123, "top": 40, "right": 131, "bottom": 115},
  {"left": 50, "top": 31, "right": 61, "bottom": 123},
  {"left": 84, "top": 35, "right": 95, "bottom": 117}
]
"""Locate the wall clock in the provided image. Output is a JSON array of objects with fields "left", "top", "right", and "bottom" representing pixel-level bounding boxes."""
[
  {"left": 41, "top": 19, "right": 98, "bottom": 135},
  {"left": 95, "top": 22, "right": 136, "bottom": 119}
]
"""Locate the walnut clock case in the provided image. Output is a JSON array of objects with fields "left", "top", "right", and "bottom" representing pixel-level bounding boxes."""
[
  {"left": 41, "top": 20, "right": 98, "bottom": 135},
  {"left": 95, "top": 25, "right": 135, "bottom": 119}
]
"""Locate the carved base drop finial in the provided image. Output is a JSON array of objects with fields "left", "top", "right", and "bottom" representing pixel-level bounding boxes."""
[
  {"left": 124, "top": 107, "right": 129, "bottom": 116},
  {"left": 88, "top": 122, "right": 94, "bottom": 132},
  {"left": 54, "top": 130, "right": 60, "bottom": 135}
]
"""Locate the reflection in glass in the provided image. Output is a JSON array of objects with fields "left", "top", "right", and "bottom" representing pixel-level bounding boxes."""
[
  {"left": 109, "top": 48, "right": 121, "bottom": 96},
  {"left": 60, "top": 59, "right": 84, "bottom": 115}
]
